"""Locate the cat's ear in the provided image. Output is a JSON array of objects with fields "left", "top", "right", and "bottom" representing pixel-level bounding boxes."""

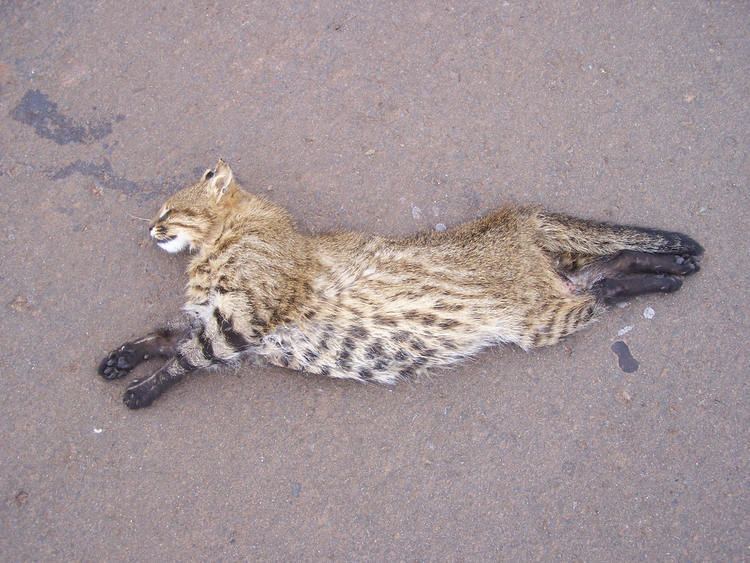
[{"left": 209, "top": 159, "right": 234, "bottom": 201}]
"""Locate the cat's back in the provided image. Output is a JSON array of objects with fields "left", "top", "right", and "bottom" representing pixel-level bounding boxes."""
[
  {"left": 310, "top": 205, "right": 554, "bottom": 300},
  {"left": 252, "top": 207, "right": 558, "bottom": 381}
]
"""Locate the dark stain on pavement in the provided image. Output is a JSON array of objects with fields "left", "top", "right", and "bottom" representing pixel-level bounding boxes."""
[
  {"left": 10, "top": 90, "right": 124, "bottom": 145},
  {"left": 51, "top": 158, "right": 139, "bottom": 192},
  {"left": 611, "top": 340, "right": 639, "bottom": 373},
  {"left": 49, "top": 158, "right": 201, "bottom": 198}
]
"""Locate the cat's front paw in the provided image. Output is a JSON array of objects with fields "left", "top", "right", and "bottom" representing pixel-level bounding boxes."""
[
  {"left": 122, "top": 378, "right": 160, "bottom": 409},
  {"left": 98, "top": 344, "right": 141, "bottom": 380}
]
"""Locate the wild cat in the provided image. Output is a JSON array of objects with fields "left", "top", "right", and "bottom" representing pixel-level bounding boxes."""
[{"left": 99, "top": 160, "right": 702, "bottom": 408}]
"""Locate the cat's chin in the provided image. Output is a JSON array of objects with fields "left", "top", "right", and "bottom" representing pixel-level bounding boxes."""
[{"left": 157, "top": 234, "right": 189, "bottom": 253}]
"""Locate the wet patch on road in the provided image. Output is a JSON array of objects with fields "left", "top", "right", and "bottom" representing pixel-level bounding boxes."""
[
  {"left": 10, "top": 89, "right": 124, "bottom": 145},
  {"left": 611, "top": 340, "right": 639, "bottom": 373},
  {"left": 51, "top": 158, "right": 138, "bottom": 192},
  {"left": 49, "top": 158, "right": 200, "bottom": 198}
]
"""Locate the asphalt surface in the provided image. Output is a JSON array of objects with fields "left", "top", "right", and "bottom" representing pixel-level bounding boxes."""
[{"left": 1, "top": 1, "right": 748, "bottom": 560}]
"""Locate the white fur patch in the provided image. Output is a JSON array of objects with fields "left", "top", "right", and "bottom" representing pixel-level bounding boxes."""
[{"left": 157, "top": 233, "right": 190, "bottom": 253}]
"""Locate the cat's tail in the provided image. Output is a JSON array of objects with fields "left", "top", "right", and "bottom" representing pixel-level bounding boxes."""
[{"left": 534, "top": 211, "right": 704, "bottom": 258}]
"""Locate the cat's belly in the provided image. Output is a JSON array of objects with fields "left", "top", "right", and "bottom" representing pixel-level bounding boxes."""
[{"left": 255, "top": 315, "right": 521, "bottom": 384}]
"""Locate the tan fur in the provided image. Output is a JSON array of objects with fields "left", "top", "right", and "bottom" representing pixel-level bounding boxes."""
[
  {"left": 141, "top": 160, "right": 696, "bottom": 385},
  {"left": 100, "top": 160, "right": 702, "bottom": 407}
]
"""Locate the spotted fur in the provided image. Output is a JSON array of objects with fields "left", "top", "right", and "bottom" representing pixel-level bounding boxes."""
[{"left": 99, "top": 160, "right": 703, "bottom": 408}]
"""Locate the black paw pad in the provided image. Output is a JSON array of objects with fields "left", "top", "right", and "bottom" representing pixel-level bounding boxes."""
[
  {"left": 123, "top": 380, "right": 158, "bottom": 409},
  {"left": 98, "top": 344, "right": 140, "bottom": 380}
]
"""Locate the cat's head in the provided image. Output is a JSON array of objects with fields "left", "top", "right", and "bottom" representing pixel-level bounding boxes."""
[{"left": 149, "top": 159, "right": 236, "bottom": 253}]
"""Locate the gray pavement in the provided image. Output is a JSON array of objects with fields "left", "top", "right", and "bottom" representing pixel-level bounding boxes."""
[{"left": 1, "top": 1, "right": 748, "bottom": 560}]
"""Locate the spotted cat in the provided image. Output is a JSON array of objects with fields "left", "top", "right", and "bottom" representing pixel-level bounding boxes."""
[{"left": 99, "top": 160, "right": 702, "bottom": 408}]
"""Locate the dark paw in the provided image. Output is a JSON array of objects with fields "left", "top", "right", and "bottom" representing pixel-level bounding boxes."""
[
  {"left": 657, "top": 274, "right": 683, "bottom": 293},
  {"left": 674, "top": 254, "right": 700, "bottom": 276},
  {"left": 593, "top": 274, "right": 683, "bottom": 304},
  {"left": 99, "top": 344, "right": 140, "bottom": 380},
  {"left": 123, "top": 379, "right": 158, "bottom": 409}
]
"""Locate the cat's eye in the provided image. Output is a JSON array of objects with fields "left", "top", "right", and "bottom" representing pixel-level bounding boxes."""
[{"left": 158, "top": 208, "right": 171, "bottom": 220}]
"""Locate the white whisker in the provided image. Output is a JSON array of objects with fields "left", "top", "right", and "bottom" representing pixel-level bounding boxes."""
[{"left": 126, "top": 212, "right": 151, "bottom": 222}]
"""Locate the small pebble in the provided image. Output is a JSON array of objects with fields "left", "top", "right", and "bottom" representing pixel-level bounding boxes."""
[
  {"left": 435, "top": 223, "right": 447, "bottom": 232},
  {"left": 618, "top": 389, "right": 632, "bottom": 406},
  {"left": 411, "top": 205, "right": 423, "bottom": 221},
  {"left": 9, "top": 295, "right": 34, "bottom": 313},
  {"left": 93, "top": 428, "right": 103, "bottom": 434},
  {"left": 617, "top": 325, "right": 633, "bottom": 336},
  {"left": 643, "top": 306, "right": 655, "bottom": 320}
]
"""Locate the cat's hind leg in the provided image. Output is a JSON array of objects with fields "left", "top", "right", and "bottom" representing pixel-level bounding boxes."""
[
  {"left": 592, "top": 274, "right": 684, "bottom": 305},
  {"left": 594, "top": 250, "right": 700, "bottom": 277}
]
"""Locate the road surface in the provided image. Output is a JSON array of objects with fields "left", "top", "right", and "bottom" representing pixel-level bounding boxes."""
[{"left": 1, "top": 1, "right": 748, "bottom": 560}]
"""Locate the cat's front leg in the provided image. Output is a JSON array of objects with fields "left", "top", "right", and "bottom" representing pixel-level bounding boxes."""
[
  {"left": 122, "top": 356, "right": 187, "bottom": 409},
  {"left": 122, "top": 308, "right": 264, "bottom": 408},
  {"left": 121, "top": 329, "right": 216, "bottom": 409},
  {"left": 98, "top": 324, "right": 188, "bottom": 380}
]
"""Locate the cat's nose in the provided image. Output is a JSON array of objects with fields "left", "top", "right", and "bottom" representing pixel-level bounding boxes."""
[{"left": 148, "top": 224, "right": 156, "bottom": 237}]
